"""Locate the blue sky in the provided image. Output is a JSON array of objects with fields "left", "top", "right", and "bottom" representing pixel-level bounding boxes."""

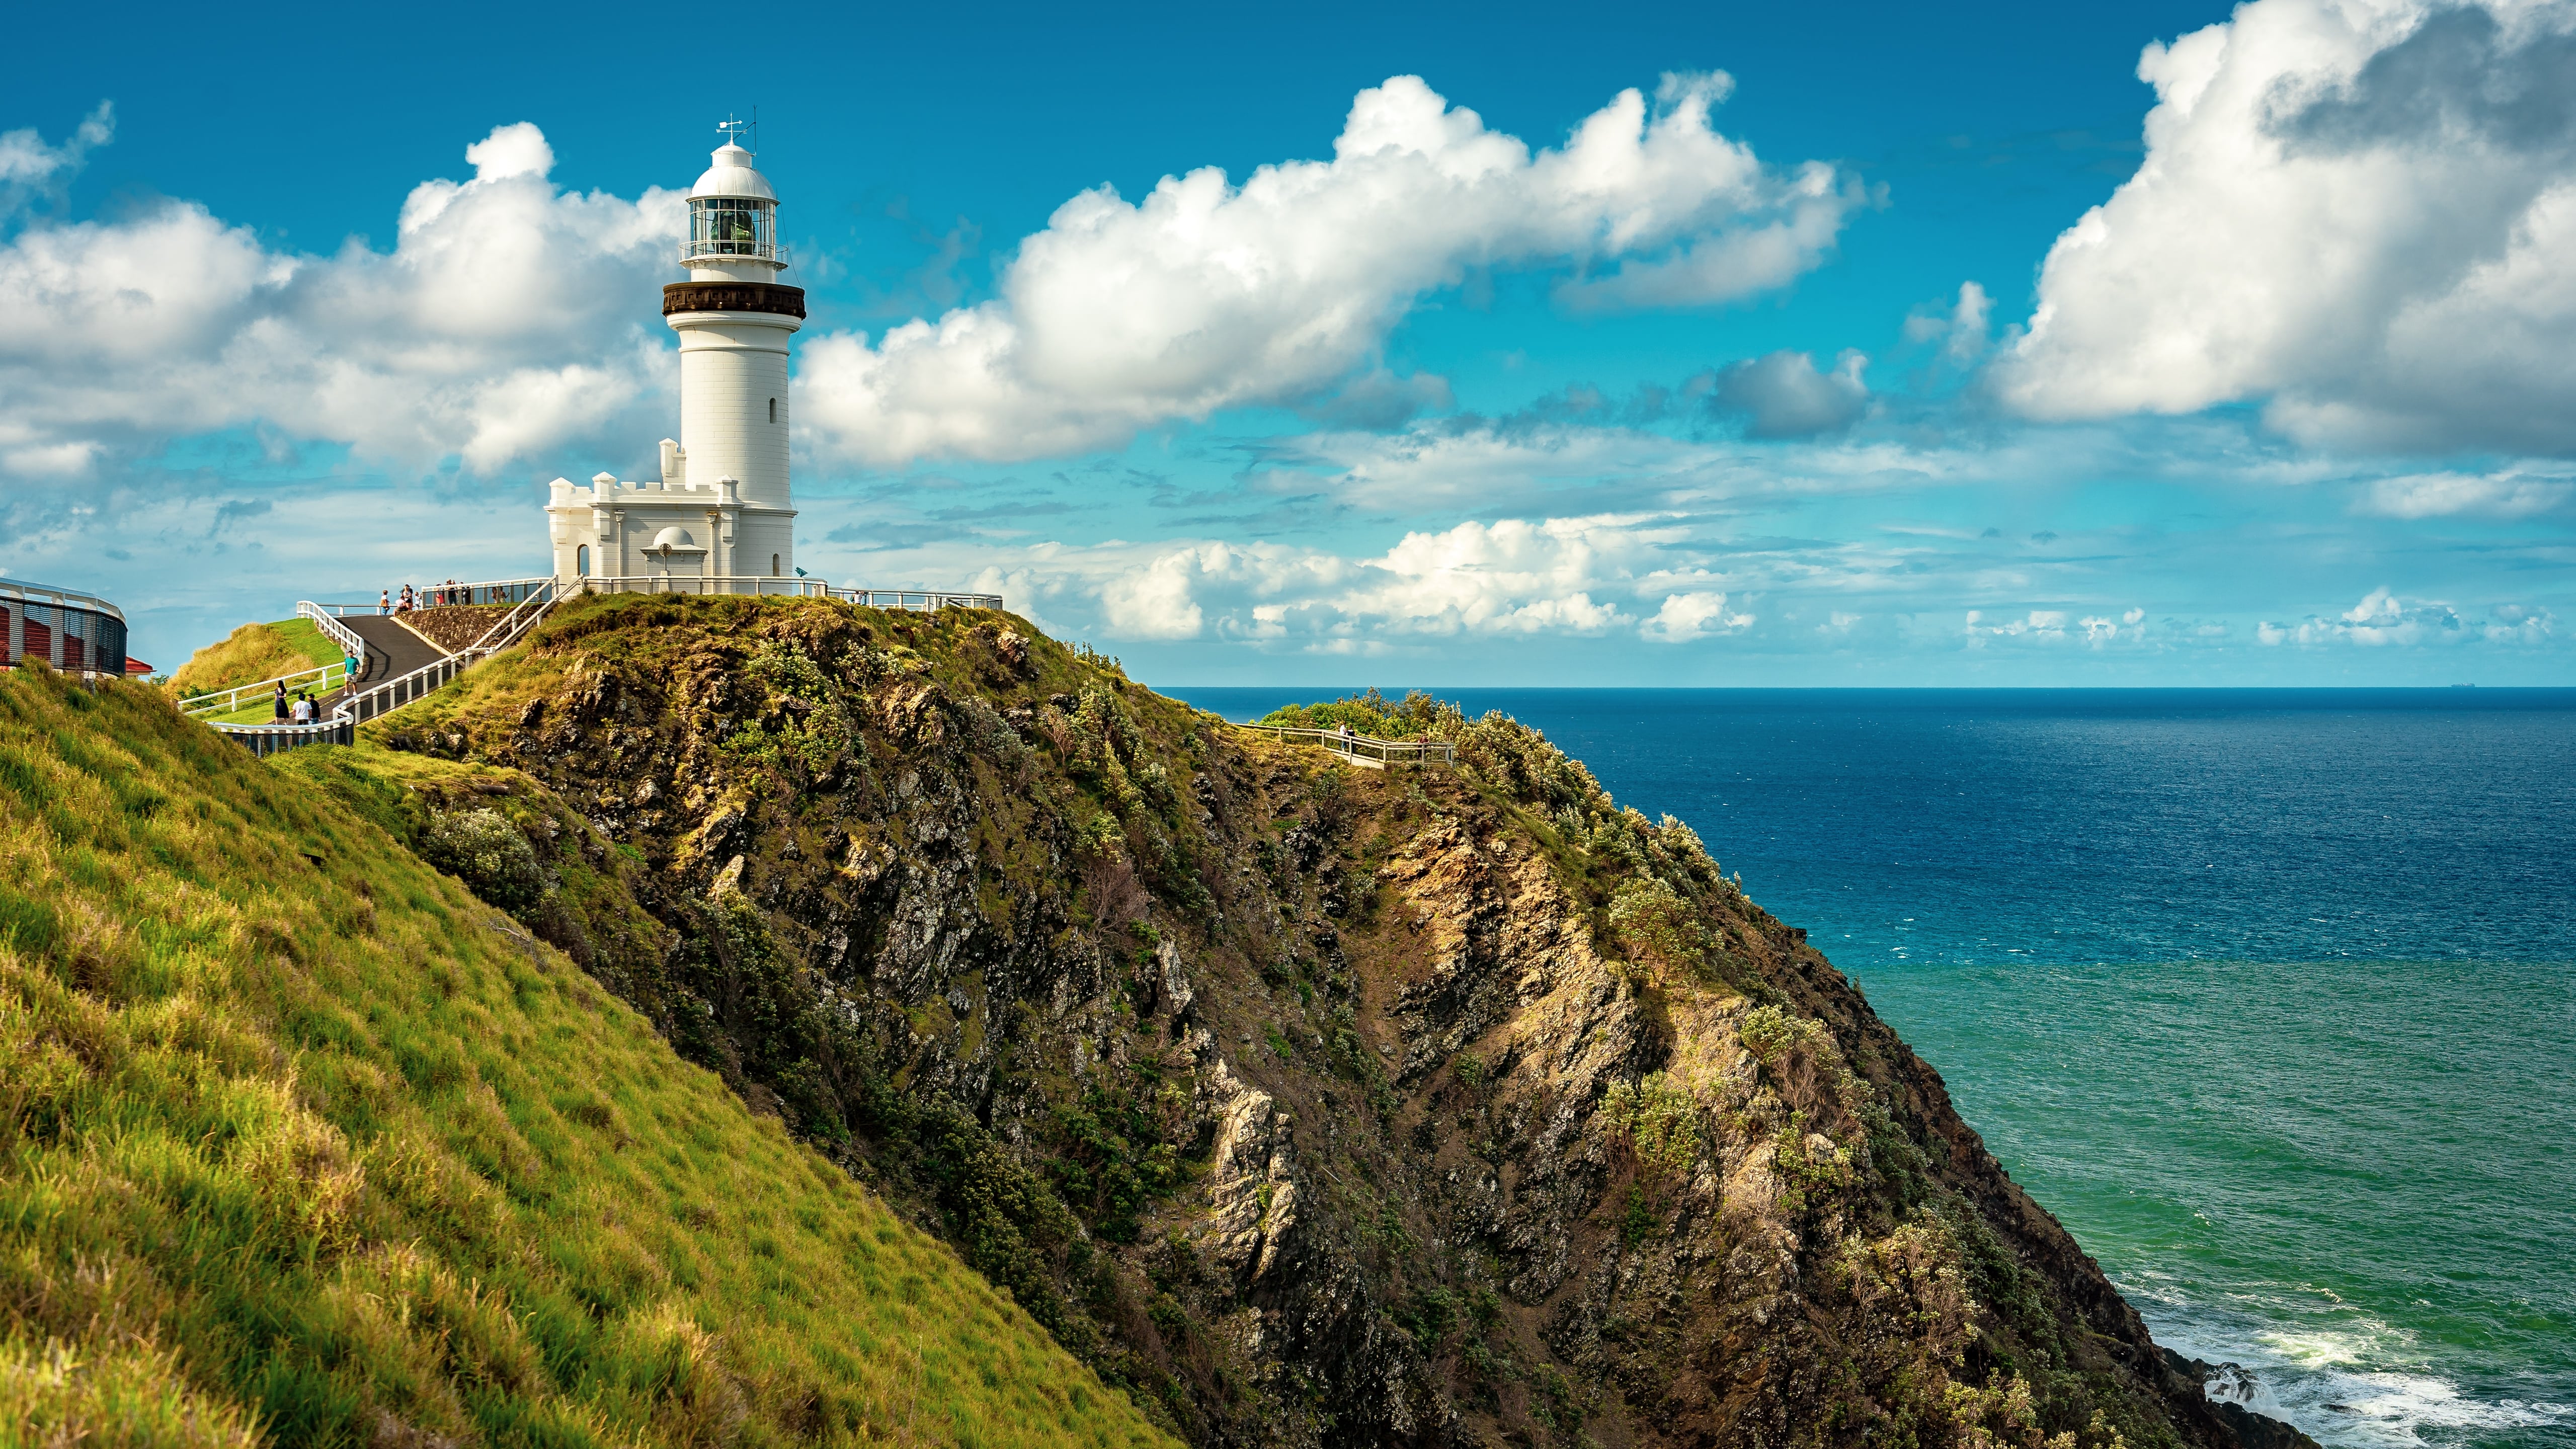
[{"left": 6, "top": 0, "right": 2571, "bottom": 684}]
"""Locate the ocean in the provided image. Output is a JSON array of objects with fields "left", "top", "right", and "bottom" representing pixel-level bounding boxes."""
[{"left": 1167, "top": 687, "right": 2576, "bottom": 1449}]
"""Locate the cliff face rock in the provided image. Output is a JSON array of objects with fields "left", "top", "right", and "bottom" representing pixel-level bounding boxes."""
[{"left": 346, "top": 593, "right": 2302, "bottom": 1449}]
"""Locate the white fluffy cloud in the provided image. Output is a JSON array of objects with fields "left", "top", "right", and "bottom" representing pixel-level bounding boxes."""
[
  {"left": 0, "top": 118, "right": 683, "bottom": 478},
  {"left": 1994, "top": 0, "right": 2576, "bottom": 454},
  {"left": 2257, "top": 586, "right": 2555, "bottom": 644},
  {"left": 1642, "top": 591, "right": 1757, "bottom": 641},
  {"left": 1, "top": 102, "right": 113, "bottom": 217},
  {"left": 1963, "top": 607, "right": 2150, "bottom": 650},
  {"left": 798, "top": 73, "right": 1860, "bottom": 466},
  {"left": 955, "top": 513, "right": 1767, "bottom": 650},
  {"left": 1905, "top": 281, "right": 1991, "bottom": 364}
]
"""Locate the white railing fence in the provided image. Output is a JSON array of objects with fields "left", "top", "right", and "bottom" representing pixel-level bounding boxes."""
[
  {"left": 567, "top": 575, "right": 1005, "bottom": 613},
  {"left": 213, "top": 580, "right": 559, "bottom": 748},
  {"left": 830, "top": 587, "right": 1006, "bottom": 612},
  {"left": 307, "top": 577, "right": 553, "bottom": 615},
  {"left": 226, "top": 719, "right": 355, "bottom": 756},
  {"left": 179, "top": 658, "right": 354, "bottom": 720},
  {"left": 335, "top": 579, "right": 557, "bottom": 726},
  {"left": 571, "top": 575, "right": 828, "bottom": 599},
  {"left": 297, "top": 600, "right": 365, "bottom": 657},
  {"left": 1238, "top": 725, "right": 1457, "bottom": 767}
]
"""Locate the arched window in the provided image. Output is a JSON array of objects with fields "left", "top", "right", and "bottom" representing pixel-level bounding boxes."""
[
  {"left": 577, "top": 544, "right": 590, "bottom": 578},
  {"left": 772, "top": 553, "right": 780, "bottom": 577},
  {"left": 768, "top": 397, "right": 778, "bottom": 424}
]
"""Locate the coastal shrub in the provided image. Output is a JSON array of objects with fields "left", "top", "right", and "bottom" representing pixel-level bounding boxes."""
[
  {"left": 1607, "top": 875, "right": 1708, "bottom": 983},
  {"left": 1771, "top": 1112, "right": 1857, "bottom": 1214},
  {"left": 1833, "top": 1217, "right": 1973, "bottom": 1358},
  {"left": 1598, "top": 1072, "right": 1700, "bottom": 1187},
  {"left": 1741, "top": 1004, "right": 1873, "bottom": 1123},
  {"left": 1944, "top": 1373, "right": 2125, "bottom": 1449},
  {"left": 418, "top": 806, "right": 544, "bottom": 913},
  {"left": 1047, "top": 1071, "right": 1184, "bottom": 1244},
  {"left": 1254, "top": 687, "right": 1455, "bottom": 740}
]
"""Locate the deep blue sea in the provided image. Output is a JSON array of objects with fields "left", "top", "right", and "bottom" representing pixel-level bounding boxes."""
[{"left": 1168, "top": 688, "right": 2576, "bottom": 1448}]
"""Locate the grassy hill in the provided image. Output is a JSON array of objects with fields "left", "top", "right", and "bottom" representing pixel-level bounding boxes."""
[
  {"left": 197, "top": 592, "right": 2253, "bottom": 1449},
  {"left": 169, "top": 619, "right": 346, "bottom": 699},
  {"left": 0, "top": 664, "right": 1176, "bottom": 1448}
]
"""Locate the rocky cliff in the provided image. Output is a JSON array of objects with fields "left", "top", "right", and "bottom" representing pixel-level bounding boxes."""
[{"left": 296, "top": 592, "right": 2303, "bottom": 1449}]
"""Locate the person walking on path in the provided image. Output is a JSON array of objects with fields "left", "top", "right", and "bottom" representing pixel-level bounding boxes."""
[
  {"left": 272, "top": 681, "right": 288, "bottom": 722},
  {"left": 343, "top": 650, "right": 361, "bottom": 689},
  {"left": 379, "top": 589, "right": 390, "bottom": 614}
]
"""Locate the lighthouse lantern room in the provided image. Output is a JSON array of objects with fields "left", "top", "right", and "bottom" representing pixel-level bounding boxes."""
[{"left": 546, "top": 121, "right": 804, "bottom": 590}]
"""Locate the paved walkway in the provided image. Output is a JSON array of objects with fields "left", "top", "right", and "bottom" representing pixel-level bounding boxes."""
[{"left": 325, "top": 615, "right": 447, "bottom": 709}]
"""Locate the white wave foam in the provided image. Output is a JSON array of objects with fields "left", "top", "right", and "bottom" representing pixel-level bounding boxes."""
[
  {"left": 2269, "top": 1367, "right": 2568, "bottom": 1445},
  {"left": 2129, "top": 1286, "right": 2570, "bottom": 1447}
]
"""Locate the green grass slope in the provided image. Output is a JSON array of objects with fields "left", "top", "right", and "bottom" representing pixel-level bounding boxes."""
[
  {"left": 0, "top": 667, "right": 1176, "bottom": 1449},
  {"left": 169, "top": 620, "right": 346, "bottom": 701}
]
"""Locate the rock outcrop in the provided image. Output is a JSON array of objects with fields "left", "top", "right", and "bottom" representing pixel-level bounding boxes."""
[{"left": 336, "top": 592, "right": 2308, "bottom": 1449}]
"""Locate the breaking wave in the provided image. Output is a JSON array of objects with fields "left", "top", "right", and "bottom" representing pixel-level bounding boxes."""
[{"left": 2126, "top": 1273, "right": 2571, "bottom": 1447}]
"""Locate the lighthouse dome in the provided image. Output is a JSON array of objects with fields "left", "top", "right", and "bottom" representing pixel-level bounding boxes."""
[{"left": 690, "top": 144, "right": 777, "bottom": 202}]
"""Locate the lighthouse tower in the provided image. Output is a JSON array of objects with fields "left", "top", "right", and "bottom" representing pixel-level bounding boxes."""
[{"left": 546, "top": 124, "right": 804, "bottom": 587}]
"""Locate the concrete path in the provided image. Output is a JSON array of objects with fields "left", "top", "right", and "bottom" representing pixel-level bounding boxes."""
[{"left": 325, "top": 615, "right": 447, "bottom": 708}]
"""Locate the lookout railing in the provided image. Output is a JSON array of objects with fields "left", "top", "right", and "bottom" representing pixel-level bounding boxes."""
[
  {"left": 209, "top": 579, "right": 559, "bottom": 751},
  {"left": 334, "top": 580, "right": 558, "bottom": 725},
  {"left": 572, "top": 575, "right": 827, "bottom": 599},
  {"left": 830, "top": 587, "right": 1006, "bottom": 612},
  {"left": 565, "top": 575, "right": 1004, "bottom": 613},
  {"left": 306, "top": 577, "right": 553, "bottom": 615},
  {"left": 1239, "top": 725, "right": 1455, "bottom": 768}
]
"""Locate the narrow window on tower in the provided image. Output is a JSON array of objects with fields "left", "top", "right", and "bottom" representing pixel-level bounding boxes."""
[
  {"left": 769, "top": 397, "right": 777, "bottom": 424},
  {"left": 577, "top": 544, "right": 590, "bottom": 578},
  {"left": 772, "top": 553, "right": 781, "bottom": 577}
]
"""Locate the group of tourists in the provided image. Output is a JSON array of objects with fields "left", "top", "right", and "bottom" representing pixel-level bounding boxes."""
[
  {"left": 261, "top": 647, "right": 364, "bottom": 727},
  {"left": 377, "top": 580, "right": 476, "bottom": 614}
]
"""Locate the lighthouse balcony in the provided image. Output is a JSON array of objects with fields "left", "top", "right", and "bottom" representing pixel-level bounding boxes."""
[{"left": 680, "top": 236, "right": 791, "bottom": 267}]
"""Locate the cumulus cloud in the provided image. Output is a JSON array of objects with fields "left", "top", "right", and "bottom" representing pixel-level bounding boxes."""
[
  {"left": 798, "top": 73, "right": 1861, "bottom": 466},
  {"left": 940, "top": 514, "right": 1768, "bottom": 649},
  {"left": 1709, "top": 349, "right": 1870, "bottom": 438},
  {"left": 2257, "top": 586, "right": 2555, "bottom": 643},
  {"left": 1642, "top": 591, "right": 1756, "bottom": 641},
  {"left": 1993, "top": 0, "right": 2576, "bottom": 454},
  {"left": 0, "top": 116, "right": 684, "bottom": 478},
  {"left": 2356, "top": 466, "right": 2573, "bottom": 517},
  {"left": 0, "top": 102, "right": 113, "bottom": 218},
  {"left": 1963, "top": 607, "right": 2151, "bottom": 650},
  {"left": 1904, "top": 281, "right": 1991, "bottom": 364}
]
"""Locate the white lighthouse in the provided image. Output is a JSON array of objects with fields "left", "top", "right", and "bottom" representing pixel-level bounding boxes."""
[{"left": 546, "top": 123, "right": 803, "bottom": 588}]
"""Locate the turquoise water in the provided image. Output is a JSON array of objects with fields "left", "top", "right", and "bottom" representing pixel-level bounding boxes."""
[{"left": 1173, "top": 688, "right": 2576, "bottom": 1446}]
